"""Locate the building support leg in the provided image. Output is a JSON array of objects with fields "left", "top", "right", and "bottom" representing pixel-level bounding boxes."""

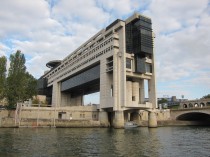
[
  {"left": 113, "top": 111, "right": 124, "bottom": 129},
  {"left": 148, "top": 111, "right": 157, "bottom": 128},
  {"left": 99, "top": 111, "right": 109, "bottom": 127}
]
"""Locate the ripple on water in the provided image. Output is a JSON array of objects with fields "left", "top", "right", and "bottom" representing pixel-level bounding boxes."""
[{"left": 0, "top": 127, "right": 210, "bottom": 157}]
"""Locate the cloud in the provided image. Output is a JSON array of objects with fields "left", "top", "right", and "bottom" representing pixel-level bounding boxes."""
[
  {"left": 97, "top": 0, "right": 140, "bottom": 16},
  {"left": 144, "top": 0, "right": 209, "bottom": 33},
  {"left": 0, "top": 0, "right": 209, "bottom": 99},
  {"left": 52, "top": 0, "right": 110, "bottom": 27},
  {"left": 148, "top": 1, "right": 210, "bottom": 79},
  {"left": 0, "top": 0, "right": 57, "bottom": 38}
]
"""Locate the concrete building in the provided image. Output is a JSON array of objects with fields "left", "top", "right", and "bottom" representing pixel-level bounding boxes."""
[{"left": 38, "top": 13, "right": 157, "bottom": 128}]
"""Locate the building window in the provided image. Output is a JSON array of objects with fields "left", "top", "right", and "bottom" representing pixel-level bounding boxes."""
[
  {"left": 92, "top": 114, "right": 97, "bottom": 119},
  {"left": 145, "top": 63, "right": 152, "bottom": 73},
  {"left": 126, "top": 58, "right": 132, "bottom": 69},
  {"left": 132, "top": 96, "right": 136, "bottom": 101},
  {"left": 111, "top": 85, "right": 113, "bottom": 97}
]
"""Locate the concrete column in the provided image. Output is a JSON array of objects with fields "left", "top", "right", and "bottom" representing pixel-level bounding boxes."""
[
  {"left": 113, "top": 111, "right": 124, "bottom": 128},
  {"left": 148, "top": 111, "right": 157, "bottom": 128},
  {"left": 70, "top": 95, "right": 83, "bottom": 106},
  {"left": 51, "top": 82, "right": 61, "bottom": 107},
  {"left": 61, "top": 93, "right": 71, "bottom": 106},
  {"left": 132, "top": 82, "right": 139, "bottom": 103},
  {"left": 126, "top": 81, "right": 132, "bottom": 106},
  {"left": 99, "top": 111, "right": 109, "bottom": 127},
  {"left": 148, "top": 78, "right": 157, "bottom": 108},
  {"left": 149, "top": 34, "right": 157, "bottom": 108},
  {"left": 139, "top": 80, "right": 145, "bottom": 104}
]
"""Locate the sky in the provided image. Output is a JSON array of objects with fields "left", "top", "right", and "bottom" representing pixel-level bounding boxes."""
[{"left": 0, "top": 0, "right": 210, "bottom": 102}]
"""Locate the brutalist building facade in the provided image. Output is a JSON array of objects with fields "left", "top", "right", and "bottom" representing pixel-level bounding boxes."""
[{"left": 38, "top": 13, "right": 157, "bottom": 128}]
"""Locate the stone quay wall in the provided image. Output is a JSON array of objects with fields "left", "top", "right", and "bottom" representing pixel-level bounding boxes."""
[
  {"left": 0, "top": 105, "right": 100, "bottom": 128},
  {"left": 1, "top": 107, "right": 203, "bottom": 128}
]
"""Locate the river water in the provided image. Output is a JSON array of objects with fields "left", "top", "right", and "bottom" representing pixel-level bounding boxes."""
[{"left": 0, "top": 127, "right": 209, "bottom": 157}]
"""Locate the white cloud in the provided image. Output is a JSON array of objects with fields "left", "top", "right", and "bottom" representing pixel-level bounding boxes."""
[
  {"left": 147, "top": 1, "right": 210, "bottom": 83},
  {"left": 97, "top": 0, "right": 139, "bottom": 15},
  {"left": 0, "top": 0, "right": 209, "bottom": 99},
  {"left": 52, "top": 0, "right": 110, "bottom": 27}
]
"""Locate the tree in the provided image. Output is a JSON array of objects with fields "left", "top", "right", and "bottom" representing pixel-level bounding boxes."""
[
  {"left": 0, "top": 56, "right": 7, "bottom": 100},
  {"left": 23, "top": 72, "right": 37, "bottom": 100},
  {"left": 158, "top": 98, "right": 168, "bottom": 104},
  {"left": 202, "top": 94, "right": 210, "bottom": 99},
  {"left": 6, "top": 50, "right": 38, "bottom": 108},
  {"left": 6, "top": 50, "right": 27, "bottom": 108}
]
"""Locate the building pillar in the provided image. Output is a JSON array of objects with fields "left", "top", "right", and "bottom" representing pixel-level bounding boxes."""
[
  {"left": 51, "top": 82, "right": 61, "bottom": 107},
  {"left": 126, "top": 81, "right": 132, "bottom": 106},
  {"left": 61, "top": 92, "right": 71, "bottom": 106},
  {"left": 148, "top": 78, "right": 157, "bottom": 108},
  {"left": 139, "top": 80, "right": 145, "bottom": 104},
  {"left": 99, "top": 111, "right": 109, "bottom": 127},
  {"left": 113, "top": 111, "right": 124, "bottom": 128},
  {"left": 132, "top": 82, "right": 139, "bottom": 103},
  {"left": 148, "top": 111, "right": 157, "bottom": 128}
]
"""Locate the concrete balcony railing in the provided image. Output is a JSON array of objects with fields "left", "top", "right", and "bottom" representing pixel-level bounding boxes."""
[{"left": 125, "top": 102, "right": 153, "bottom": 109}]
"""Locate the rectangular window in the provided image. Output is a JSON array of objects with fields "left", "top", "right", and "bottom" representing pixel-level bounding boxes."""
[
  {"left": 126, "top": 58, "right": 132, "bottom": 69},
  {"left": 111, "top": 85, "right": 113, "bottom": 97},
  {"left": 145, "top": 63, "right": 152, "bottom": 73}
]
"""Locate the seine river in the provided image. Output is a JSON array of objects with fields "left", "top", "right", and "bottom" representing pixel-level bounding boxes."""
[{"left": 0, "top": 127, "right": 210, "bottom": 157}]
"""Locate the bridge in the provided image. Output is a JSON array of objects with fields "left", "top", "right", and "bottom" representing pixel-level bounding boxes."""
[
  {"left": 179, "top": 98, "right": 210, "bottom": 108},
  {"left": 170, "top": 107, "right": 210, "bottom": 125}
]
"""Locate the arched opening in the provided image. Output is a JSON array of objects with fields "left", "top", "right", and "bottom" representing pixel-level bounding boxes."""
[
  {"left": 194, "top": 103, "right": 198, "bottom": 107},
  {"left": 183, "top": 104, "right": 188, "bottom": 108},
  {"left": 200, "top": 103, "right": 205, "bottom": 108},
  {"left": 189, "top": 103, "right": 193, "bottom": 108},
  {"left": 176, "top": 112, "right": 210, "bottom": 125}
]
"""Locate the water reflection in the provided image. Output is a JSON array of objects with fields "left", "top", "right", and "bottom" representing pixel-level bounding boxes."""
[{"left": 0, "top": 127, "right": 210, "bottom": 157}]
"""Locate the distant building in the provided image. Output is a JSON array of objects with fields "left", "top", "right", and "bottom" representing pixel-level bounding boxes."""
[{"left": 158, "top": 96, "right": 188, "bottom": 108}]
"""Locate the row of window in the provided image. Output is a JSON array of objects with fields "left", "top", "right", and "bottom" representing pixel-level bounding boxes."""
[
  {"left": 46, "top": 36, "right": 117, "bottom": 80},
  {"left": 48, "top": 45, "right": 115, "bottom": 84},
  {"left": 58, "top": 113, "right": 97, "bottom": 119},
  {"left": 63, "top": 31, "right": 115, "bottom": 63}
]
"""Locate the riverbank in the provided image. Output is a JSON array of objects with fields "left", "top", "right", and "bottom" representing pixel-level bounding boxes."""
[
  {"left": 0, "top": 117, "right": 101, "bottom": 128},
  {"left": 1, "top": 108, "right": 209, "bottom": 128},
  {"left": 1, "top": 117, "right": 209, "bottom": 128}
]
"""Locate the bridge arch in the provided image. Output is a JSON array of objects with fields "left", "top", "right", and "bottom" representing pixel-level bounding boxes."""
[
  {"left": 176, "top": 112, "right": 210, "bottom": 122},
  {"left": 194, "top": 103, "right": 198, "bottom": 107},
  {"left": 200, "top": 102, "right": 205, "bottom": 107},
  {"left": 189, "top": 103, "right": 193, "bottom": 108},
  {"left": 183, "top": 104, "right": 188, "bottom": 108}
]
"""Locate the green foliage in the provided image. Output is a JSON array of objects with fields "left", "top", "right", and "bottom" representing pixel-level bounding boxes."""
[
  {"left": 6, "top": 50, "right": 37, "bottom": 108},
  {"left": 32, "top": 97, "right": 39, "bottom": 104},
  {"left": 0, "top": 56, "right": 7, "bottom": 100},
  {"left": 23, "top": 72, "right": 37, "bottom": 100},
  {"left": 168, "top": 105, "right": 179, "bottom": 109},
  {"left": 202, "top": 94, "right": 210, "bottom": 99},
  {"left": 158, "top": 98, "right": 168, "bottom": 104}
]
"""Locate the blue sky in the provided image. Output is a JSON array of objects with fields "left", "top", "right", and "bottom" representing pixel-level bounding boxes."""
[{"left": 0, "top": 0, "right": 210, "bottom": 102}]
